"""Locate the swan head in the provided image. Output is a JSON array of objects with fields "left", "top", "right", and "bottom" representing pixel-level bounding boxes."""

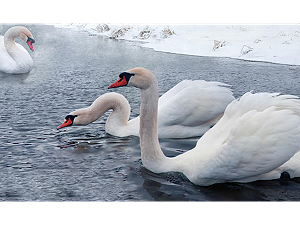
[
  {"left": 57, "top": 106, "right": 99, "bottom": 130},
  {"left": 108, "top": 71, "right": 135, "bottom": 88},
  {"left": 57, "top": 114, "right": 78, "bottom": 130},
  {"left": 20, "top": 27, "right": 35, "bottom": 51},
  {"left": 5, "top": 26, "right": 35, "bottom": 51},
  {"left": 108, "top": 67, "right": 156, "bottom": 90}
]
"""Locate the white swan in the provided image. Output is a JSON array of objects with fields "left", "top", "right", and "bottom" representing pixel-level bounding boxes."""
[
  {"left": 57, "top": 79, "right": 234, "bottom": 138},
  {"left": 108, "top": 67, "right": 300, "bottom": 186},
  {"left": 57, "top": 92, "right": 139, "bottom": 137},
  {"left": 0, "top": 26, "right": 35, "bottom": 74}
]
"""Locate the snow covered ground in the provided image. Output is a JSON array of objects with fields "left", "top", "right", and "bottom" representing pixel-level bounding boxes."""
[{"left": 54, "top": 23, "right": 300, "bottom": 66}]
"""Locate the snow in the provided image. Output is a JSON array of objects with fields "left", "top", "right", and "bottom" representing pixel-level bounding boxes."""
[{"left": 53, "top": 23, "right": 300, "bottom": 66}]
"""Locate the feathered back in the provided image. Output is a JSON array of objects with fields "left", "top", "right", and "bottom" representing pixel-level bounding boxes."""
[
  {"left": 151, "top": 80, "right": 235, "bottom": 138},
  {"left": 192, "top": 92, "right": 300, "bottom": 183}
]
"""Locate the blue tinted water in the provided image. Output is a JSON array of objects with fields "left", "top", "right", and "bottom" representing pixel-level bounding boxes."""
[{"left": 1, "top": 24, "right": 300, "bottom": 201}]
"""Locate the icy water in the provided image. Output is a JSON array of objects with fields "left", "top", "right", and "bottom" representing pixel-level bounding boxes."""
[{"left": 1, "top": 24, "right": 300, "bottom": 201}]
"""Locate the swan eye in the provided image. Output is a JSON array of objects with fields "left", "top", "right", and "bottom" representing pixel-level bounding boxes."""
[
  {"left": 65, "top": 115, "right": 78, "bottom": 120},
  {"left": 119, "top": 72, "right": 135, "bottom": 83},
  {"left": 119, "top": 72, "right": 134, "bottom": 78}
]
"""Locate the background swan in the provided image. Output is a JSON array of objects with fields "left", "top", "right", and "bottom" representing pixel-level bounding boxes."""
[
  {"left": 57, "top": 79, "right": 234, "bottom": 138},
  {"left": 108, "top": 67, "right": 300, "bottom": 186},
  {"left": 0, "top": 26, "right": 35, "bottom": 74}
]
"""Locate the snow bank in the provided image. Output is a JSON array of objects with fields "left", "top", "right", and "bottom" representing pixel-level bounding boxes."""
[{"left": 54, "top": 23, "right": 300, "bottom": 66}]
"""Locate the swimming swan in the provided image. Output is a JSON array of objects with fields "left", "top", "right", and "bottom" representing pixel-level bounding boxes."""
[
  {"left": 108, "top": 67, "right": 300, "bottom": 186},
  {"left": 57, "top": 79, "right": 234, "bottom": 138},
  {"left": 0, "top": 26, "right": 35, "bottom": 74}
]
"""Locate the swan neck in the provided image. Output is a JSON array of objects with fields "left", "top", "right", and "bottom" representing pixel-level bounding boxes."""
[
  {"left": 72, "top": 93, "right": 131, "bottom": 137},
  {"left": 139, "top": 81, "right": 171, "bottom": 173},
  {"left": 82, "top": 93, "right": 130, "bottom": 126},
  {"left": 4, "top": 32, "right": 17, "bottom": 56},
  {"left": 70, "top": 92, "right": 130, "bottom": 126},
  {"left": 140, "top": 86, "right": 160, "bottom": 140},
  {"left": 105, "top": 95, "right": 131, "bottom": 126}
]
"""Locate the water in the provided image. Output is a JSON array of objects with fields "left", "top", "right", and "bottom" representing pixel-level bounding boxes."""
[{"left": 1, "top": 24, "right": 300, "bottom": 201}]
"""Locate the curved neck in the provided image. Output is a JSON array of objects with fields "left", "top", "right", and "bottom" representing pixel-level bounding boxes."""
[
  {"left": 4, "top": 29, "right": 27, "bottom": 63},
  {"left": 73, "top": 93, "right": 134, "bottom": 136},
  {"left": 104, "top": 96, "right": 131, "bottom": 133},
  {"left": 93, "top": 93, "right": 131, "bottom": 126},
  {"left": 4, "top": 33, "right": 18, "bottom": 57}
]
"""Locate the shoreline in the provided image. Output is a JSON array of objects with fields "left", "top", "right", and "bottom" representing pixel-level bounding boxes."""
[{"left": 52, "top": 23, "right": 300, "bottom": 66}]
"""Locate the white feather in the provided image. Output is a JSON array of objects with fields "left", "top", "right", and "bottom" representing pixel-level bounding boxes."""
[
  {"left": 180, "top": 92, "right": 300, "bottom": 185},
  {"left": 156, "top": 80, "right": 234, "bottom": 138}
]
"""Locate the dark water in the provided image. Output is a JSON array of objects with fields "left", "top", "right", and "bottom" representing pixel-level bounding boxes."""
[{"left": 1, "top": 24, "right": 300, "bottom": 201}]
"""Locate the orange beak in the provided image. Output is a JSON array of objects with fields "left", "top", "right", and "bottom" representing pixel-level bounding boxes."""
[
  {"left": 108, "top": 77, "right": 128, "bottom": 89},
  {"left": 57, "top": 117, "right": 73, "bottom": 130}
]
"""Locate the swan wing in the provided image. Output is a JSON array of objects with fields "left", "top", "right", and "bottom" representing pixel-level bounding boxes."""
[
  {"left": 191, "top": 92, "right": 300, "bottom": 183},
  {"left": 0, "top": 36, "right": 17, "bottom": 73},
  {"left": 157, "top": 80, "right": 234, "bottom": 127}
]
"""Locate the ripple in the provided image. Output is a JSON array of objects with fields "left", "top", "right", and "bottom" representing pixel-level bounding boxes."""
[{"left": 1, "top": 24, "right": 300, "bottom": 201}]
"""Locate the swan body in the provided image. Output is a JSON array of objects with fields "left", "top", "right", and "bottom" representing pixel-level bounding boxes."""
[
  {"left": 58, "top": 80, "right": 234, "bottom": 138},
  {"left": 0, "top": 26, "right": 35, "bottom": 74},
  {"left": 108, "top": 67, "right": 300, "bottom": 186}
]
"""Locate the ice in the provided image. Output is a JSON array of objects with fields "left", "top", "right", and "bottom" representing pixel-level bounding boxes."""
[{"left": 53, "top": 23, "right": 300, "bottom": 66}]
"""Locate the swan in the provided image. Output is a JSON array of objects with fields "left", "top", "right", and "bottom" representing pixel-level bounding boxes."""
[
  {"left": 0, "top": 26, "right": 35, "bottom": 74},
  {"left": 57, "top": 92, "right": 139, "bottom": 137},
  {"left": 108, "top": 67, "right": 300, "bottom": 186},
  {"left": 57, "top": 79, "right": 234, "bottom": 138}
]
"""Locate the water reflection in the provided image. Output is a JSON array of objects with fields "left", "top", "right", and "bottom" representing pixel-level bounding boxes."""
[
  {"left": 0, "top": 71, "right": 30, "bottom": 84},
  {"left": 140, "top": 165, "right": 300, "bottom": 201}
]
